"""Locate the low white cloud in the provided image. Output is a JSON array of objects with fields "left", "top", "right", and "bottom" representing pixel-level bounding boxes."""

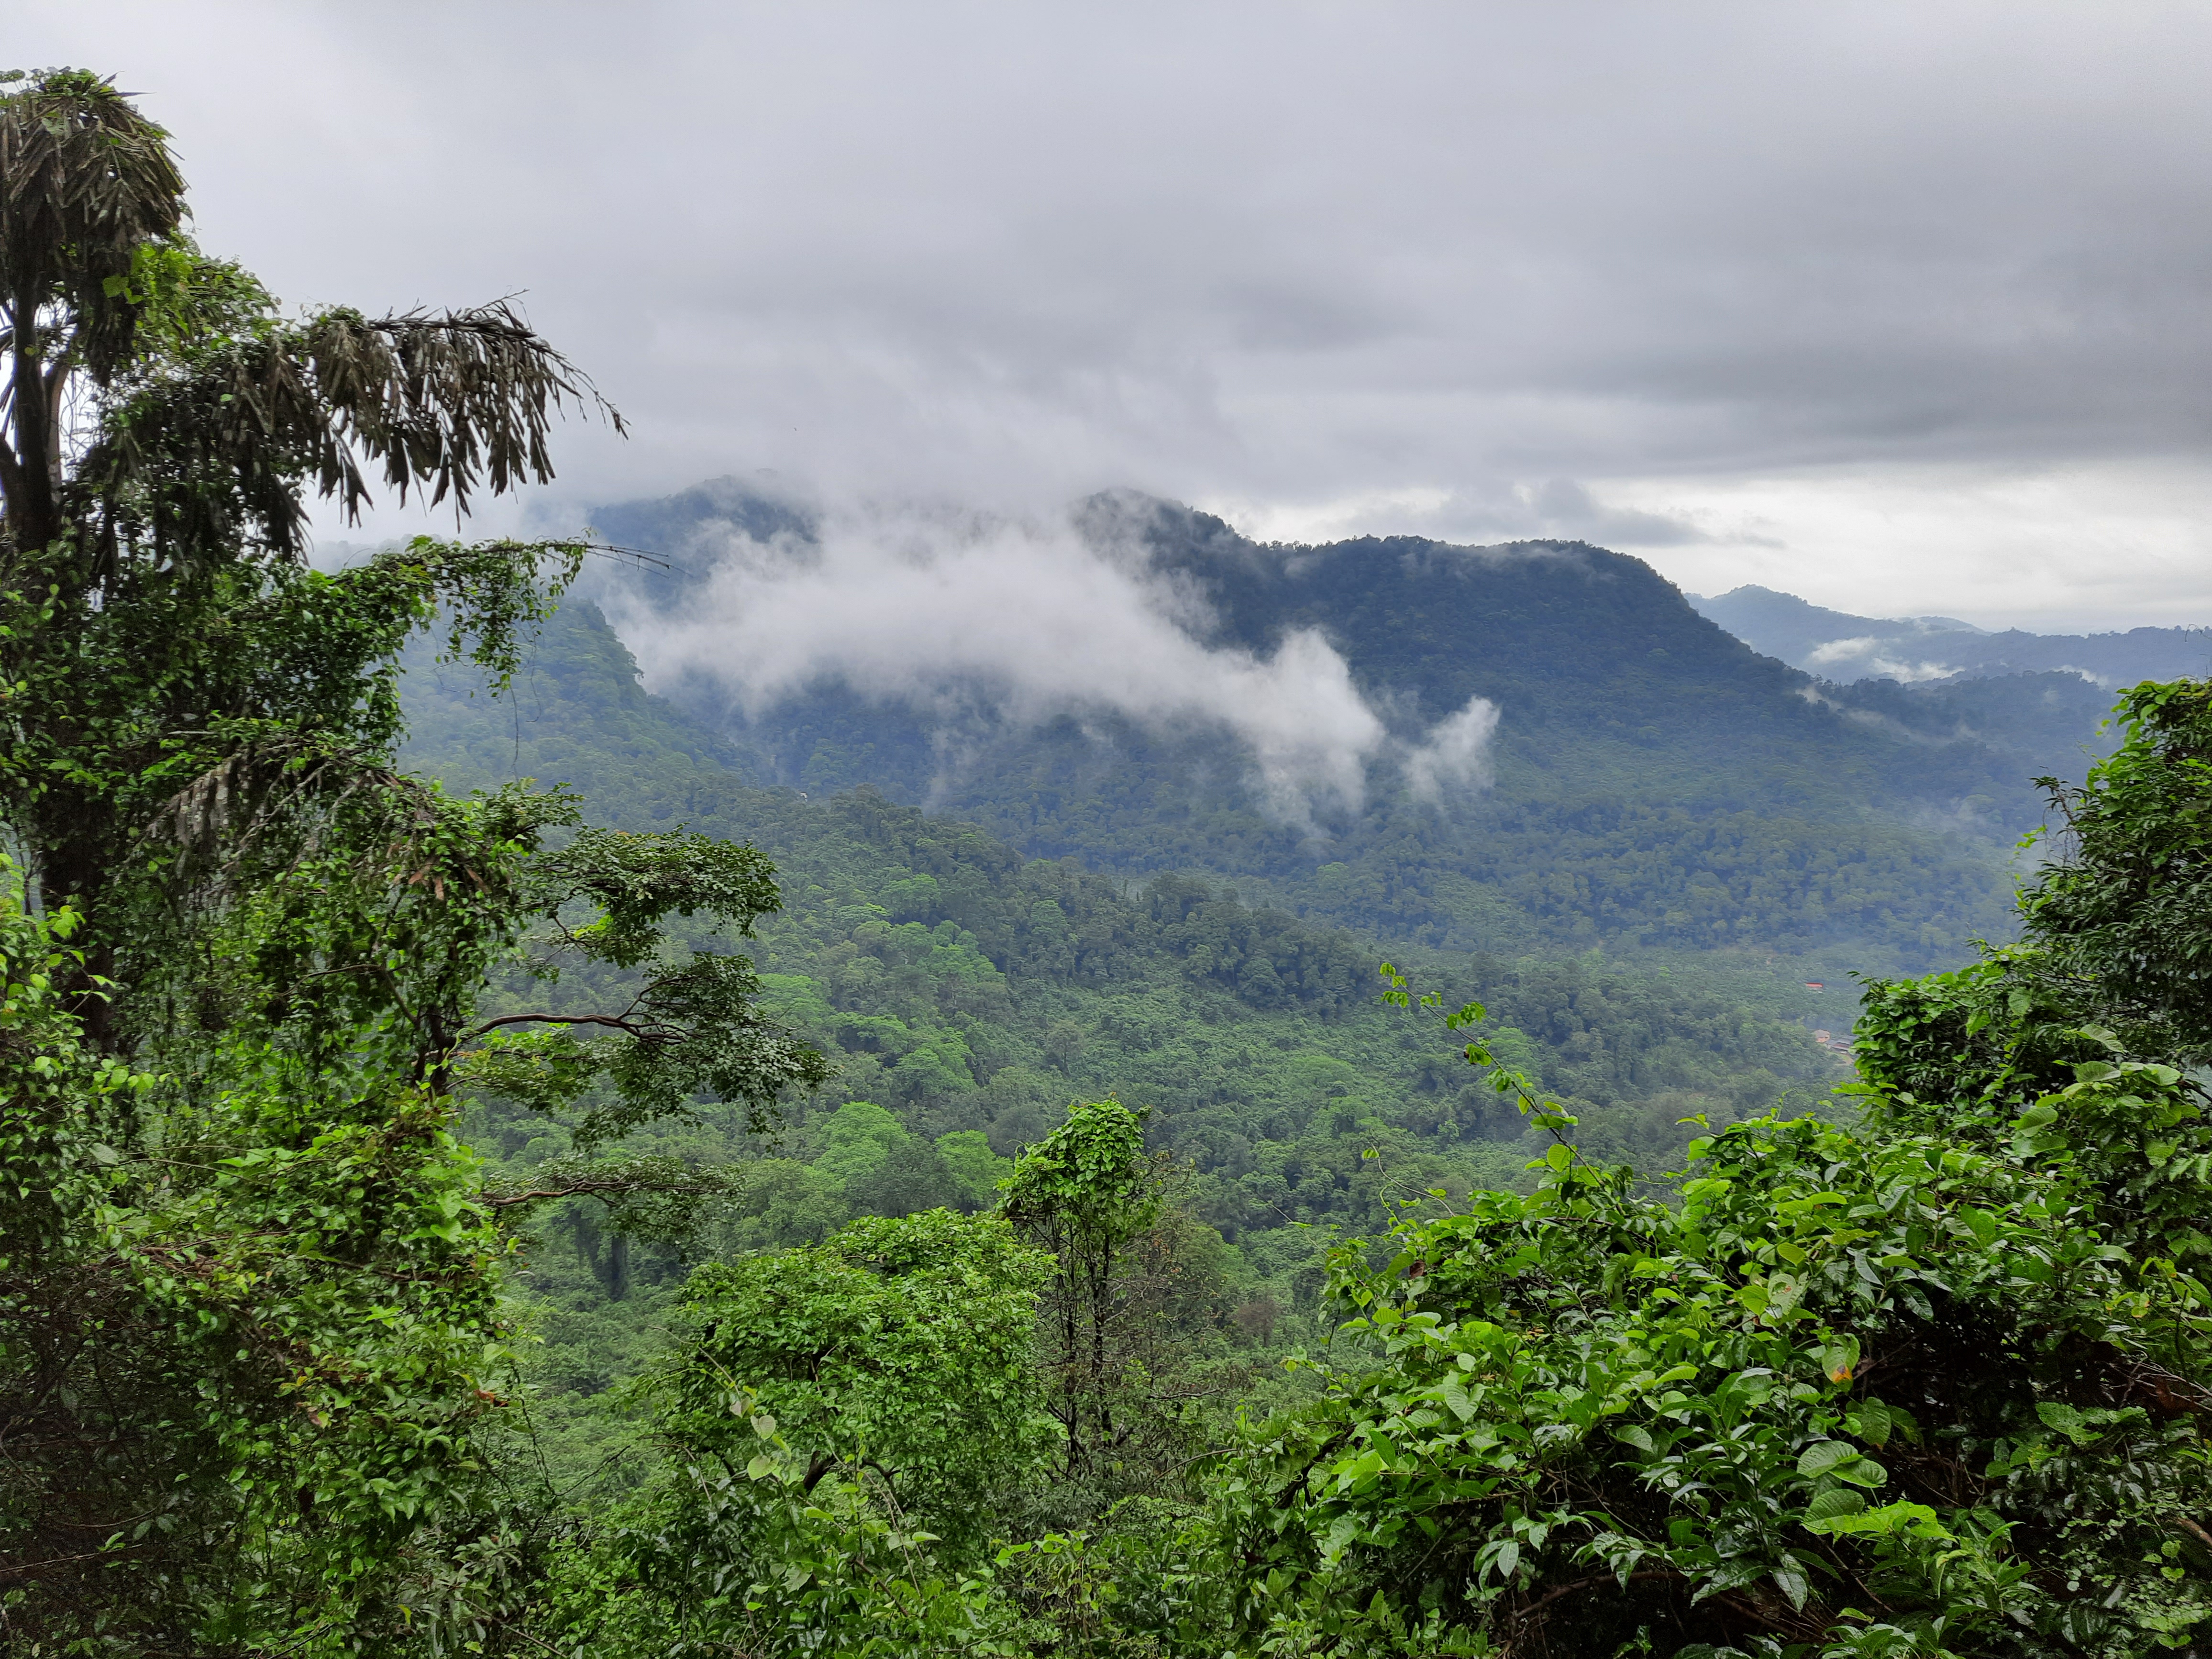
[
  {"left": 1804, "top": 636, "right": 1881, "bottom": 666},
  {"left": 2054, "top": 664, "right": 2116, "bottom": 689},
  {"left": 1403, "top": 696, "right": 1502, "bottom": 802},
  {"left": 593, "top": 497, "right": 1393, "bottom": 818},
  {"left": 1803, "top": 636, "right": 1959, "bottom": 682}
]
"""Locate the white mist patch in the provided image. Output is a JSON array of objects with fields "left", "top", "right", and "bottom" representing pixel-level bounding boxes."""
[
  {"left": 1403, "top": 696, "right": 1502, "bottom": 801},
  {"left": 599, "top": 501, "right": 1392, "bottom": 817},
  {"left": 1805, "top": 636, "right": 1958, "bottom": 683}
]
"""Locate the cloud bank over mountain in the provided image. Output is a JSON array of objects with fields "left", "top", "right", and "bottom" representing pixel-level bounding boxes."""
[{"left": 590, "top": 492, "right": 1497, "bottom": 820}]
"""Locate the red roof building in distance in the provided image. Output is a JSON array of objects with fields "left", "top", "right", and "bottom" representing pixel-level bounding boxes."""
[{"left": 1805, "top": 981, "right": 1825, "bottom": 991}]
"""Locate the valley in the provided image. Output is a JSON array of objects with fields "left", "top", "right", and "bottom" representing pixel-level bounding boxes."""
[{"left": 395, "top": 489, "right": 2129, "bottom": 1488}]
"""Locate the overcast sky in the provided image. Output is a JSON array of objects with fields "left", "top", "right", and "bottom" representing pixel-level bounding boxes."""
[{"left": 25, "top": 2, "right": 2212, "bottom": 630}]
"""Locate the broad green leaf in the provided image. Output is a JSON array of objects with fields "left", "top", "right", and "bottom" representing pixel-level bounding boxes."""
[
  {"left": 1804, "top": 1502, "right": 1949, "bottom": 1541},
  {"left": 2035, "top": 1402, "right": 2098, "bottom": 1446},
  {"left": 1850, "top": 1398, "right": 1893, "bottom": 1448},
  {"left": 1805, "top": 1487, "right": 1866, "bottom": 1521},
  {"left": 1771, "top": 1563, "right": 1809, "bottom": 1612},
  {"left": 1830, "top": 1455, "right": 1888, "bottom": 1489},
  {"left": 1797, "top": 1440, "right": 1857, "bottom": 1478}
]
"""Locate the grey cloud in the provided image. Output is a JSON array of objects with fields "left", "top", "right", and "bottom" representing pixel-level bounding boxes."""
[
  {"left": 1233, "top": 478, "right": 1747, "bottom": 551},
  {"left": 1518, "top": 482, "right": 1720, "bottom": 550},
  {"left": 21, "top": 2, "right": 2212, "bottom": 618}
]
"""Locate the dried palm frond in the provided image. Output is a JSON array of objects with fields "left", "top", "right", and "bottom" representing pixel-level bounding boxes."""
[
  {"left": 143, "top": 736, "right": 428, "bottom": 891},
  {"left": 0, "top": 68, "right": 186, "bottom": 381}
]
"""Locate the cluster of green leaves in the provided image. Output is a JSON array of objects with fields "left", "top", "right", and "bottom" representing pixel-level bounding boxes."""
[
  {"left": 2019, "top": 678, "right": 2212, "bottom": 1067},
  {"left": 1207, "top": 1051, "right": 2211, "bottom": 1655},
  {"left": 0, "top": 866, "right": 515, "bottom": 1651},
  {"left": 0, "top": 526, "right": 588, "bottom": 1027},
  {"left": 520, "top": 1209, "right": 1052, "bottom": 1654},
  {"left": 454, "top": 820, "right": 831, "bottom": 1150},
  {"left": 666, "top": 1210, "right": 1051, "bottom": 1541}
]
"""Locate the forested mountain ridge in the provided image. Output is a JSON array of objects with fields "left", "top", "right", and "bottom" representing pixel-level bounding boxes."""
[
  {"left": 580, "top": 481, "right": 2061, "bottom": 970},
  {"left": 392, "top": 595, "right": 1848, "bottom": 1488}
]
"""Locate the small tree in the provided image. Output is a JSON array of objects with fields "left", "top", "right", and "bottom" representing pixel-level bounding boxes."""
[
  {"left": 666, "top": 1209, "right": 1051, "bottom": 1544},
  {"left": 516, "top": 1210, "right": 1049, "bottom": 1657},
  {"left": 1003, "top": 1097, "right": 1223, "bottom": 1495},
  {"left": 0, "top": 69, "right": 613, "bottom": 1045}
]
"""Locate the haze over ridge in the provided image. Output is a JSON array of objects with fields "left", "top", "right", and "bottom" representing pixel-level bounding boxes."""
[{"left": 569, "top": 478, "right": 2103, "bottom": 862}]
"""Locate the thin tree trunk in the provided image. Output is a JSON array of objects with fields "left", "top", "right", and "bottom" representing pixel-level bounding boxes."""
[{"left": 5, "top": 303, "right": 64, "bottom": 554}]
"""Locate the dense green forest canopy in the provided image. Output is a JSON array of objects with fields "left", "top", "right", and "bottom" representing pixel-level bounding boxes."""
[
  {"left": 398, "top": 603, "right": 1847, "bottom": 1289},
  {"left": 427, "top": 650, "right": 2212, "bottom": 1659}
]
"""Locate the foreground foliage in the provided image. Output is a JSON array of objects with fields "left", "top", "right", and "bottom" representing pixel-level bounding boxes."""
[
  {"left": 0, "top": 872, "right": 511, "bottom": 1648},
  {"left": 1191, "top": 684, "right": 2212, "bottom": 1657},
  {"left": 1225, "top": 1051, "right": 2210, "bottom": 1654},
  {"left": 0, "top": 68, "right": 822, "bottom": 1654}
]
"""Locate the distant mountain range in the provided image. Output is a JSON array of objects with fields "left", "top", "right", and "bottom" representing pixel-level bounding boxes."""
[
  {"left": 1689, "top": 584, "right": 2212, "bottom": 686},
  {"left": 536, "top": 481, "right": 2166, "bottom": 971}
]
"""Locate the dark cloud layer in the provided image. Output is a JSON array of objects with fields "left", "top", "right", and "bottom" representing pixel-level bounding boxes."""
[{"left": 22, "top": 2, "right": 2212, "bottom": 625}]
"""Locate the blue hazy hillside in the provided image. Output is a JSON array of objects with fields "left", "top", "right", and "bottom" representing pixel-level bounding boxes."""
[{"left": 1692, "top": 582, "right": 2212, "bottom": 686}]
